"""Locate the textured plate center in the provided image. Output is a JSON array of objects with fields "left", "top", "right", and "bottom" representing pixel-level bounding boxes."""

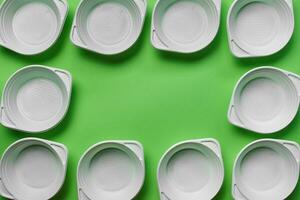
[
  {"left": 240, "top": 147, "right": 283, "bottom": 191},
  {"left": 89, "top": 148, "right": 134, "bottom": 191},
  {"left": 166, "top": 149, "right": 211, "bottom": 192},
  {"left": 17, "top": 78, "right": 63, "bottom": 121},
  {"left": 239, "top": 78, "right": 284, "bottom": 121},
  {"left": 162, "top": 1, "right": 207, "bottom": 44},
  {"left": 12, "top": 2, "right": 57, "bottom": 45},
  {"left": 235, "top": 2, "right": 279, "bottom": 47},
  {"left": 15, "top": 145, "right": 59, "bottom": 188},
  {"left": 87, "top": 2, "right": 132, "bottom": 45}
]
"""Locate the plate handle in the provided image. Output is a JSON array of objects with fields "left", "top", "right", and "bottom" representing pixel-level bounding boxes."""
[
  {"left": 0, "top": 172, "right": 14, "bottom": 199},
  {"left": 282, "top": 141, "right": 300, "bottom": 165},
  {"left": 0, "top": 106, "right": 16, "bottom": 129},
  {"left": 70, "top": 25, "right": 87, "bottom": 48},
  {"left": 230, "top": 40, "right": 251, "bottom": 58},
  {"left": 53, "top": 68, "right": 72, "bottom": 95},
  {"left": 212, "top": 0, "right": 221, "bottom": 12},
  {"left": 160, "top": 192, "right": 171, "bottom": 200},
  {"left": 151, "top": 29, "right": 169, "bottom": 50},
  {"left": 123, "top": 141, "right": 144, "bottom": 162},
  {"left": 284, "top": 0, "right": 293, "bottom": 8},
  {"left": 78, "top": 188, "right": 91, "bottom": 200},
  {"left": 287, "top": 73, "right": 300, "bottom": 97},
  {"left": 50, "top": 142, "right": 68, "bottom": 166},
  {"left": 228, "top": 104, "right": 244, "bottom": 128},
  {"left": 232, "top": 184, "right": 248, "bottom": 200},
  {"left": 198, "top": 139, "right": 222, "bottom": 158},
  {"left": 134, "top": 0, "right": 147, "bottom": 16},
  {"left": 0, "top": 33, "right": 5, "bottom": 46},
  {"left": 54, "top": 0, "right": 68, "bottom": 21}
]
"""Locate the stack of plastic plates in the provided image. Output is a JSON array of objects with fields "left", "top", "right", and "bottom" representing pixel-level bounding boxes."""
[
  {"left": 151, "top": 0, "right": 221, "bottom": 53},
  {"left": 233, "top": 139, "right": 300, "bottom": 199},
  {"left": 77, "top": 141, "right": 145, "bottom": 200},
  {"left": 71, "top": 0, "right": 147, "bottom": 55},
  {"left": 0, "top": 0, "right": 68, "bottom": 55},
  {"left": 0, "top": 65, "right": 72, "bottom": 133},
  {"left": 157, "top": 139, "right": 224, "bottom": 200},
  {"left": 227, "top": 0, "right": 294, "bottom": 57},
  {"left": 0, "top": 138, "right": 68, "bottom": 200},
  {"left": 228, "top": 66, "right": 300, "bottom": 133}
]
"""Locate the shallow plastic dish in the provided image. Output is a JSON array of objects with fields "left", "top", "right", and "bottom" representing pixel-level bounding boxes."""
[
  {"left": 70, "top": 0, "right": 147, "bottom": 55},
  {"left": 227, "top": 0, "right": 294, "bottom": 57},
  {"left": 151, "top": 0, "right": 221, "bottom": 53},
  {"left": 157, "top": 139, "right": 224, "bottom": 200},
  {"left": 0, "top": 65, "right": 72, "bottom": 133},
  {"left": 77, "top": 140, "right": 145, "bottom": 200},
  {"left": 0, "top": 138, "right": 68, "bottom": 200},
  {"left": 228, "top": 66, "right": 300, "bottom": 134},
  {"left": 233, "top": 139, "right": 300, "bottom": 200},
  {"left": 0, "top": 0, "right": 68, "bottom": 55}
]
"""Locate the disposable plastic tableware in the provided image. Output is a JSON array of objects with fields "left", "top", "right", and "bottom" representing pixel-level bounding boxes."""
[
  {"left": 233, "top": 139, "right": 300, "bottom": 200},
  {"left": 157, "top": 139, "right": 224, "bottom": 200},
  {"left": 227, "top": 0, "right": 294, "bottom": 57},
  {"left": 0, "top": 65, "right": 72, "bottom": 133},
  {"left": 0, "top": 138, "right": 68, "bottom": 200},
  {"left": 71, "top": 0, "right": 147, "bottom": 55},
  {"left": 228, "top": 66, "right": 300, "bottom": 134},
  {"left": 0, "top": 0, "right": 68, "bottom": 55},
  {"left": 77, "top": 140, "right": 145, "bottom": 200},
  {"left": 151, "top": 0, "right": 221, "bottom": 53}
]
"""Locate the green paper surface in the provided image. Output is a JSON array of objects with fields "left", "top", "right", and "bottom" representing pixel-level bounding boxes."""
[{"left": 0, "top": 0, "right": 300, "bottom": 199}]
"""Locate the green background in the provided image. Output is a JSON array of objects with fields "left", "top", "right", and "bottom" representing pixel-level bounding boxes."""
[{"left": 0, "top": 0, "right": 300, "bottom": 199}]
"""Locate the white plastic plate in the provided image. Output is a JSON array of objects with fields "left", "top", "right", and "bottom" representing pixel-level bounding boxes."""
[
  {"left": 157, "top": 139, "right": 224, "bottom": 200},
  {"left": 0, "top": 0, "right": 68, "bottom": 55},
  {"left": 70, "top": 0, "right": 147, "bottom": 55},
  {"left": 227, "top": 0, "right": 294, "bottom": 57},
  {"left": 77, "top": 140, "right": 145, "bottom": 200},
  {"left": 233, "top": 139, "right": 300, "bottom": 200},
  {"left": 151, "top": 0, "right": 221, "bottom": 53},
  {"left": 0, "top": 65, "right": 72, "bottom": 133},
  {"left": 228, "top": 66, "right": 300, "bottom": 134},
  {"left": 0, "top": 138, "right": 68, "bottom": 200}
]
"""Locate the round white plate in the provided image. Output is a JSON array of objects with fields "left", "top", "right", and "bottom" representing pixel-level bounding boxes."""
[
  {"left": 233, "top": 139, "right": 300, "bottom": 200},
  {"left": 228, "top": 67, "right": 300, "bottom": 134},
  {"left": 227, "top": 0, "right": 294, "bottom": 57},
  {"left": 0, "top": 65, "right": 72, "bottom": 133},
  {"left": 157, "top": 139, "right": 224, "bottom": 200},
  {"left": 77, "top": 141, "right": 145, "bottom": 200},
  {"left": 0, "top": 138, "right": 68, "bottom": 200},
  {"left": 0, "top": 0, "right": 68, "bottom": 55},
  {"left": 71, "top": 0, "right": 146, "bottom": 55},
  {"left": 151, "top": 0, "right": 220, "bottom": 53}
]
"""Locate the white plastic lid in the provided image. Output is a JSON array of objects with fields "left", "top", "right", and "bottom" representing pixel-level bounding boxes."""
[
  {"left": 0, "top": 0, "right": 68, "bottom": 55},
  {"left": 227, "top": 0, "right": 294, "bottom": 57},
  {"left": 77, "top": 141, "right": 145, "bottom": 200},
  {"left": 70, "top": 0, "right": 146, "bottom": 55},
  {"left": 0, "top": 65, "right": 72, "bottom": 133},
  {"left": 0, "top": 138, "right": 68, "bottom": 200},
  {"left": 228, "top": 67, "right": 300, "bottom": 134},
  {"left": 151, "top": 0, "right": 221, "bottom": 53},
  {"left": 233, "top": 139, "right": 300, "bottom": 199},
  {"left": 157, "top": 139, "right": 224, "bottom": 200}
]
